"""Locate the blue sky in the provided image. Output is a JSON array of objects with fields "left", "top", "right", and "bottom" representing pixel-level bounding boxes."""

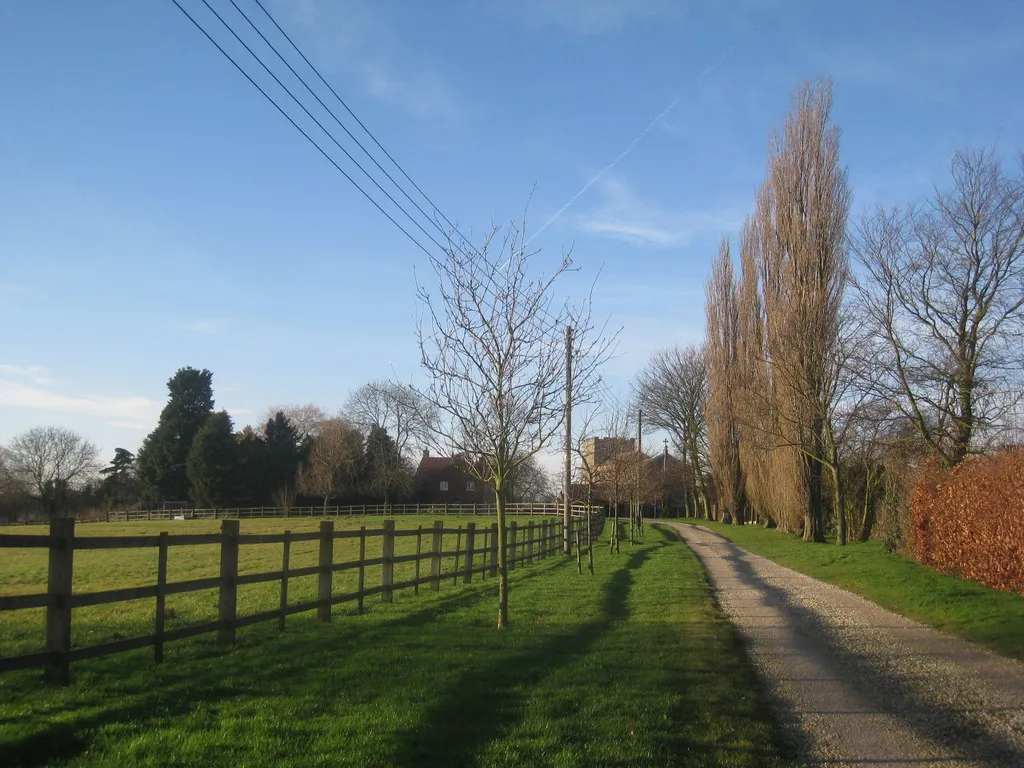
[{"left": 1, "top": 0, "right": 1022, "bottom": 468}]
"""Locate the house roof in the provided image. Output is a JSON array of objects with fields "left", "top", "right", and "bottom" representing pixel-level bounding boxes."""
[
  {"left": 415, "top": 456, "right": 457, "bottom": 476},
  {"left": 414, "top": 454, "right": 481, "bottom": 479}
]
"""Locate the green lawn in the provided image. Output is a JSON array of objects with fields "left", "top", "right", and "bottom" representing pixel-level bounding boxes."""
[
  {"left": 671, "top": 519, "right": 1024, "bottom": 661},
  {"left": 0, "top": 522, "right": 795, "bottom": 767},
  {"left": 0, "top": 516, "right": 551, "bottom": 659}
]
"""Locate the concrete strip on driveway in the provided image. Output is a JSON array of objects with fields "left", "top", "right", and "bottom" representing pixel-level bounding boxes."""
[{"left": 655, "top": 522, "right": 1024, "bottom": 768}]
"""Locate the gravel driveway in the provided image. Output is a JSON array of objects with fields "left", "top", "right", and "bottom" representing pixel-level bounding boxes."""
[{"left": 656, "top": 522, "right": 1024, "bottom": 768}]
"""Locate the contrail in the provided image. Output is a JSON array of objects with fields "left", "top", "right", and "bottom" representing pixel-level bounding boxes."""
[{"left": 525, "top": 45, "right": 737, "bottom": 247}]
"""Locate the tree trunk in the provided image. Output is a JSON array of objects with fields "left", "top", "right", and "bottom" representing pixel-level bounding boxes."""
[
  {"left": 830, "top": 462, "right": 846, "bottom": 546},
  {"left": 858, "top": 464, "right": 880, "bottom": 542},
  {"left": 494, "top": 485, "right": 509, "bottom": 629},
  {"left": 803, "top": 450, "right": 826, "bottom": 542}
]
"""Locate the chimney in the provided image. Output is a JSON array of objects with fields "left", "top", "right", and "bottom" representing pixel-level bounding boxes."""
[{"left": 423, "top": 448, "right": 429, "bottom": 458}]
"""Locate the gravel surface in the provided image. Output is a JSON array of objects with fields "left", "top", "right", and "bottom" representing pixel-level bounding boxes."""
[{"left": 657, "top": 522, "right": 1024, "bottom": 768}]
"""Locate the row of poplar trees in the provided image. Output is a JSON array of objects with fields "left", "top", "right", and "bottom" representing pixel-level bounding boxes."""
[
  {"left": 705, "top": 80, "right": 848, "bottom": 542},
  {"left": 704, "top": 77, "right": 1024, "bottom": 545}
]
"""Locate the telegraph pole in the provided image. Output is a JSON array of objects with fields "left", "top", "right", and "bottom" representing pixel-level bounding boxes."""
[
  {"left": 563, "top": 325, "right": 573, "bottom": 556},
  {"left": 633, "top": 409, "right": 643, "bottom": 538}
]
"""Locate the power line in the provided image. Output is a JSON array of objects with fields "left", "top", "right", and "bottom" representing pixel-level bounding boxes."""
[
  {"left": 192, "top": 0, "right": 448, "bottom": 254},
  {"left": 226, "top": 0, "right": 458, "bottom": 247},
  {"left": 169, "top": 0, "right": 438, "bottom": 258},
  {"left": 248, "top": 0, "right": 476, "bottom": 252}
]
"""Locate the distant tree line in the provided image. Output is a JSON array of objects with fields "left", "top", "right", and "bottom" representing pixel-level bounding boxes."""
[{"left": 0, "top": 369, "right": 443, "bottom": 521}]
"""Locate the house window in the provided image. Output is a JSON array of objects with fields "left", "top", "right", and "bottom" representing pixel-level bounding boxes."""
[
  {"left": 466, "top": 481, "right": 475, "bottom": 491},
  {"left": 439, "top": 481, "right": 448, "bottom": 491}
]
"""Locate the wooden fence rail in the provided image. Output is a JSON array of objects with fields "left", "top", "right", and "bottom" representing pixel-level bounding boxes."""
[
  {"left": 0, "top": 510, "right": 602, "bottom": 686},
  {"left": 97, "top": 502, "right": 600, "bottom": 523}
]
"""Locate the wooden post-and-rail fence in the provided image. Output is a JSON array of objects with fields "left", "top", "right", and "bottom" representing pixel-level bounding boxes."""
[
  {"left": 0, "top": 514, "right": 594, "bottom": 686},
  {"left": 97, "top": 502, "right": 601, "bottom": 524}
]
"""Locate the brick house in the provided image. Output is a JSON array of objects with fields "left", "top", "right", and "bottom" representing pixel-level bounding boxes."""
[{"left": 413, "top": 451, "right": 492, "bottom": 504}]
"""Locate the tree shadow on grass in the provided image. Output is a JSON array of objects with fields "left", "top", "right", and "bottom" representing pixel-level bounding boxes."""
[
  {"left": 388, "top": 541, "right": 667, "bottom": 767},
  {"left": 1, "top": 562, "right": 564, "bottom": 768}
]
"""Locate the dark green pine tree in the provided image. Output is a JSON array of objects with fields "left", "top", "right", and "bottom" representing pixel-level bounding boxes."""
[
  {"left": 264, "top": 411, "right": 302, "bottom": 505},
  {"left": 362, "top": 425, "right": 409, "bottom": 505},
  {"left": 99, "top": 448, "right": 140, "bottom": 508},
  {"left": 235, "top": 426, "right": 268, "bottom": 506},
  {"left": 137, "top": 367, "right": 215, "bottom": 502},
  {"left": 187, "top": 411, "right": 238, "bottom": 508}
]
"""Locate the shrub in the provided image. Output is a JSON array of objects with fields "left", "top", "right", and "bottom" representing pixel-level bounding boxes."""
[{"left": 911, "top": 449, "right": 1024, "bottom": 595}]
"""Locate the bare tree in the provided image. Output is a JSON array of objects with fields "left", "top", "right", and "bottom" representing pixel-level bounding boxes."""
[
  {"left": 298, "top": 418, "right": 363, "bottom": 510},
  {"left": 633, "top": 345, "right": 709, "bottom": 517},
  {"left": 261, "top": 403, "right": 327, "bottom": 443},
  {"left": 416, "top": 216, "right": 613, "bottom": 629},
  {"left": 507, "top": 454, "right": 555, "bottom": 502},
  {"left": 852, "top": 148, "right": 1024, "bottom": 467},
  {"left": 343, "top": 380, "right": 437, "bottom": 459},
  {"left": 744, "top": 78, "right": 851, "bottom": 542},
  {"left": 587, "top": 400, "right": 639, "bottom": 550},
  {"left": 271, "top": 475, "right": 299, "bottom": 511},
  {"left": 3, "top": 426, "right": 100, "bottom": 517},
  {"left": 705, "top": 237, "right": 747, "bottom": 523}
]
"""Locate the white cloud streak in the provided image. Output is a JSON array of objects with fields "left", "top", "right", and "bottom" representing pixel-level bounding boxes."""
[
  {"left": 0, "top": 379, "right": 160, "bottom": 426},
  {"left": 0, "top": 364, "right": 54, "bottom": 385},
  {"left": 575, "top": 177, "right": 743, "bottom": 248}
]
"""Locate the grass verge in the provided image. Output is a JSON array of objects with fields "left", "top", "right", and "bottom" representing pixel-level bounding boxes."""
[
  {"left": 673, "top": 518, "right": 1024, "bottom": 661},
  {"left": 0, "top": 516, "right": 547, "bottom": 659},
  {"left": 0, "top": 524, "right": 795, "bottom": 767}
]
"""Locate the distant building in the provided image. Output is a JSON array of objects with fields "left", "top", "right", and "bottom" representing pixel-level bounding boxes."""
[
  {"left": 574, "top": 437, "right": 687, "bottom": 516},
  {"left": 412, "top": 451, "right": 492, "bottom": 505},
  {"left": 581, "top": 437, "right": 635, "bottom": 470}
]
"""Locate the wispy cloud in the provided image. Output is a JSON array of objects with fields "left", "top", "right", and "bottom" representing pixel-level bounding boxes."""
[
  {"left": 0, "top": 364, "right": 55, "bottom": 385},
  {"left": 279, "top": 0, "right": 462, "bottom": 122},
  {"left": 0, "top": 379, "right": 160, "bottom": 426},
  {"left": 576, "top": 177, "right": 742, "bottom": 248}
]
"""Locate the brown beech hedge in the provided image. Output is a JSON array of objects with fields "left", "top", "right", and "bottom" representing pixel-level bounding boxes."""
[{"left": 911, "top": 449, "right": 1024, "bottom": 596}]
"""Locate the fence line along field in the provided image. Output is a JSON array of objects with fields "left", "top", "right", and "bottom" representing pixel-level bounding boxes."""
[{"left": 0, "top": 509, "right": 601, "bottom": 685}]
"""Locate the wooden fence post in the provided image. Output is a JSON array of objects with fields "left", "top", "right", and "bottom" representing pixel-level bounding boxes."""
[
  {"left": 381, "top": 519, "right": 395, "bottom": 603},
  {"left": 526, "top": 521, "right": 534, "bottom": 565},
  {"left": 489, "top": 522, "right": 498, "bottom": 577},
  {"left": 44, "top": 517, "right": 75, "bottom": 686},
  {"left": 218, "top": 519, "right": 240, "bottom": 646},
  {"left": 155, "top": 532, "right": 168, "bottom": 662},
  {"left": 430, "top": 521, "right": 443, "bottom": 591},
  {"left": 357, "top": 526, "right": 366, "bottom": 614},
  {"left": 463, "top": 523, "right": 476, "bottom": 584},
  {"left": 279, "top": 530, "right": 291, "bottom": 630},
  {"left": 509, "top": 521, "right": 517, "bottom": 571},
  {"left": 318, "top": 520, "right": 334, "bottom": 622}
]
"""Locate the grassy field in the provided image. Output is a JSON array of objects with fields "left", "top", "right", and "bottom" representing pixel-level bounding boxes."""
[
  {"left": 0, "top": 516, "right": 555, "bottom": 660},
  {"left": 0, "top": 521, "right": 796, "bottom": 767},
  {"left": 672, "top": 519, "right": 1024, "bottom": 661}
]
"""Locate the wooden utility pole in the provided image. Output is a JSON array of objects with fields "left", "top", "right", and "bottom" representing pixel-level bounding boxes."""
[
  {"left": 634, "top": 409, "right": 643, "bottom": 537},
  {"left": 563, "top": 325, "right": 573, "bottom": 556},
  {"left": 662, "top": 439, "right": 669, "bottom": 518}
]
